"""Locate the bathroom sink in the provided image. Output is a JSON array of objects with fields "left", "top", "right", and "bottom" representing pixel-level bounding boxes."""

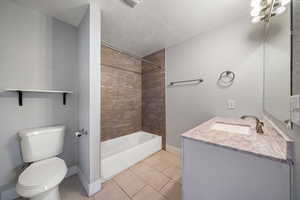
[{"left": 210, "top": 122, "right": 251, "bottom": 135}]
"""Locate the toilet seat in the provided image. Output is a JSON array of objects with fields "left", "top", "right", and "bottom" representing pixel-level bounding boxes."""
[{"left": 16, "top": 157, "right": 67, "bottom": 198}]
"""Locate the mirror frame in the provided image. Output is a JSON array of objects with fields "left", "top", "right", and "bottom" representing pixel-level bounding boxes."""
[{"left": 263, "top": 2, "right": 293, "bottom": 129}]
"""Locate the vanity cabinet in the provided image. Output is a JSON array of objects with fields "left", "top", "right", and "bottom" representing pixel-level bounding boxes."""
[{"left": 182, "top": 137, "right": 291, "bottom": 200}]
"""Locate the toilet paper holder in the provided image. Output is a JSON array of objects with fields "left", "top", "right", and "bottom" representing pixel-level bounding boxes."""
[{"left": 75, "top": 129, "right": 88, "bottom": 137}]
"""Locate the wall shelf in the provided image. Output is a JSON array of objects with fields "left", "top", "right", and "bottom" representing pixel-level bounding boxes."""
[{"left": 1, "top": 89, "right": 73, "bottom": 106}]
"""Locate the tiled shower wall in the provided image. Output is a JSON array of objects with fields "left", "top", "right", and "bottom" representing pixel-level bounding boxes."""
[
  {"left": 101, "top": 46, "right": 166, "bottom": 148},
  {"left": 142, "top": 50, "right": 166, "bottom": 149},
  {"left": 101, "top": 45, "right": 142, "bottom": 141}
]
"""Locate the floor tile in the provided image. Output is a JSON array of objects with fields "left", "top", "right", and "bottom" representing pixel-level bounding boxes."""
[
  {"left": 60, "top": 175, "right": 93, "bottom": 200},
  {"left": 130, "top": 162, "right": 170, "bottom": 191},
  {"left": 166, "top": 150, "right": 181, "bottom": 158},
  {"left": 15, "top": 151, "right": 182, "bottom": 200},
  {"left": 160, "top": 181, "right": 181, "bottom": 200},
  {"left": 163, "top": 167, "right": 181, "bottom": 182},
  {"left": 143, "top": 154, "right": 173, "bottom": 172},
  {"left": 143, "top": 153, "right": 161, "bottom": 166},
  {"left": 113, "top": 169, "right": 146, "bottom": 197},
  {"left": 156, "top": 151, "right": 181, "bottom": 168},
  {"left": 132, "top": 186, "right": 166, "bottom": 200},
  {"left": 94, "top": 180, "right": 130, "bottom": 200}
]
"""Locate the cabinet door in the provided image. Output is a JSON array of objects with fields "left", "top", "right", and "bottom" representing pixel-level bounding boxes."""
[{"left": 182, "top": 138, "right": 290, "bottom": 200}]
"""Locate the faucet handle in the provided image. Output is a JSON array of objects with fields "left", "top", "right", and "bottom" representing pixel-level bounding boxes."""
[
  {"left": 256, "top": 121, "right": 264, "bottom": 134},
  {"left": 241, "top": 115, "right": 264, "bottom": 134}
]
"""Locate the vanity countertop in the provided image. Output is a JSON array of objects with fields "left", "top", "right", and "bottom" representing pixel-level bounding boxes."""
[{"left": 182, "top": 117, "right": 293, "bottom": 163}]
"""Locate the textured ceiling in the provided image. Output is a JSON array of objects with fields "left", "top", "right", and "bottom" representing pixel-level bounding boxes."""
[
  {"left": 13, "top": 0, "right": 89, "bottom": 26},
  {"left": 12, "top": 0, "right": 251, "bottom": 57},
  {"left": 100, "top": 0, "right": 250, "bottom": 56}
]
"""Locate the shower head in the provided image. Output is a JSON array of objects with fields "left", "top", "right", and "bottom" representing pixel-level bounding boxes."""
[{"left": 124, "top": 0, "right": 142, "bottom": 8}]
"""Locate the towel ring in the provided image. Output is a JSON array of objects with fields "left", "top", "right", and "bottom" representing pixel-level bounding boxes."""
[
  {"left": 218, "top": 71, "right": 235, "bottom": 83},
  {"left": 218, "top": 71, "right": 235, "bottom": 87}
]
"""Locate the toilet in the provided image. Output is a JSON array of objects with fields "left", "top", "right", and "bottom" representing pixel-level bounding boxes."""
[{"left": 16, "top": 126, "right": 67, "bottom": 200}]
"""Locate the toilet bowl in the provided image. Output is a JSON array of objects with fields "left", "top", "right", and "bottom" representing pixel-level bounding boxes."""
[
  {"left": 17, "top": 157, "right": 67, "bottom": 200},
  {"left": 16, "top": 126, "right": 67, "bottom": 200}
]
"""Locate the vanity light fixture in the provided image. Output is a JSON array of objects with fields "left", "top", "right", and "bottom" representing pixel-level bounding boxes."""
[
  {"left": 250, "top": 0, "right": 290, "bottom": 24},
  {"left": 124, "top": 0, "right": 142, "bottom": 8},
  {"left": 281, "top": 0, "right": 291, "bottom": 6},
  {"left": 251, "top": 0, "right": 263, "bottom": 7},
  {"left": 274, "top": 6, "right": 287, "bottom": 15},
  {"left": 251, "top": 7, "right": 262, "bottom": 17},
  {"left": 251, "top": 16, "right": 264, "bottom": 23},
  {"left": 250, "top": 0, "right": 269, "bottom": 17}
]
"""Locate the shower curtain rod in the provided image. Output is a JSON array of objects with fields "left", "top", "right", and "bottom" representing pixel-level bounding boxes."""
[{"left": 101, "top": 41, "right": 163, "bottom": 69}]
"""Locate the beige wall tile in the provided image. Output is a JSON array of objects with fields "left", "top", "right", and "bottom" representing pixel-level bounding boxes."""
[
  {"left": 101, "top": 45, "right": 142, "bottom": 141},
  {"left": 102, "top": 45, "right": 142, "bottom": 73},
  {"left": 101, "top": 46, "right": 166, "bottom": 145},
  {"left": 142, "top": 50, "right": 166, "bottom": 149}
]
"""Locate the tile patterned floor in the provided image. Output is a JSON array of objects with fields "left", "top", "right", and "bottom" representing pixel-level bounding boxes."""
[{"left": 17, "top": 150, "right": 181, "bottom": 200}]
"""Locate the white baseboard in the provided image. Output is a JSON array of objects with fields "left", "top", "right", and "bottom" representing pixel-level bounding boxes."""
[
  {"left": 166, "top": 144, "right": 181, "bottom": 156},
  {"left": 1, "top": 165, "right": 79, "bottom": 200},
  {"left": 78, "top": 169, "right": 101, "bottom": 196},
  {"left": 88, "top": 179, "right": 101, "bottom": 196}
]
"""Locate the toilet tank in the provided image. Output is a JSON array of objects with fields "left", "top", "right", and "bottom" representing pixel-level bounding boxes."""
[{"left": 19, "top": 126, "right": 66, "bottom": 163}]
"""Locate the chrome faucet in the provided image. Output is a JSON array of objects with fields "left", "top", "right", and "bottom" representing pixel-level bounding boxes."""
[{"left": 241, "top": 115, "right": 264, "bottom": 134}]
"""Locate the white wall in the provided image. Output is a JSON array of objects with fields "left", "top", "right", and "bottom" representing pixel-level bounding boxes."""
[
  {"left": 88, "top": 0, "right": 101, "bottom": 188},
  {"left": 77, "top": 1, "right": 101, "bottom": 195},
  {"left": 78, "top": 7, "right": 91, "bottom": 187},
  {"left": 166, "top": 17, "right": 264, "bottom": 148},
  {"left": 0, "top": 0, "right": 78, "bottom": 188}
]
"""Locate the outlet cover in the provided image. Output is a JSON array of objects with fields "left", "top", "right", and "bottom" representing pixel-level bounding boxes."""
[{"left": 227, "top": 99, "right": 236, "bottom": 110}]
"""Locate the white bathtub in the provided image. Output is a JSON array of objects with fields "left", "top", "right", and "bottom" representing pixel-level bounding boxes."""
[{"left": 101, "top": 131, "right": 162, "bottom": 180}]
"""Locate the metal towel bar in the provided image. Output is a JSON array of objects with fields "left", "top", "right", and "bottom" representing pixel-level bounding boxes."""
[{"left": 169, "top": 79, "right": 204, "bottom": 86}]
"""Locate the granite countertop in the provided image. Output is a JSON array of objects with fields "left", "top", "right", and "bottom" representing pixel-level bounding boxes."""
[{"left": 182, "top": 117, "right": 294, "bottom": 163}]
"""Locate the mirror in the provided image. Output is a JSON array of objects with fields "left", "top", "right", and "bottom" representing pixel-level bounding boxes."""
[{"left": 263, "top": 5, "right": 291, "bottom": 124}]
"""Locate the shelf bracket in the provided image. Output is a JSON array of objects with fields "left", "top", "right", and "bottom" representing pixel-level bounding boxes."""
[
  {"left": 18, "top": 91, "right": 23, "bottom": 106},
  {"left": 63, "top": 93, "right": 67, "bottom": 105},
  {"left": 3, "top": 89, "right": 72, "bottom": 106}
]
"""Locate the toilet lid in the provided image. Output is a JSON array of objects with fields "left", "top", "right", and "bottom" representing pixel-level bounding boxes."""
[{"left": 18, "top": 157, "right": 67, "bottom": 190}]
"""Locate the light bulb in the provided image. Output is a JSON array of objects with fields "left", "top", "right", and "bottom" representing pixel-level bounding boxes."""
[
  {"left": 274, "top": 6, "right": 286, "bottom": 15},
  {"left": 281, "top": 0, "right": 290, "bottom": 6},
  {"left": 251, "top": 7, "right": 261, "bottom": 17},
  {"left": 251, "top": 16, "right": 261, "bottom": 24}
]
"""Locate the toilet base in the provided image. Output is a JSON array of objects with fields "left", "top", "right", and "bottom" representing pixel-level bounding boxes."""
[{"left": 31, "top": 187, "right": 61, "bottom": 200}]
